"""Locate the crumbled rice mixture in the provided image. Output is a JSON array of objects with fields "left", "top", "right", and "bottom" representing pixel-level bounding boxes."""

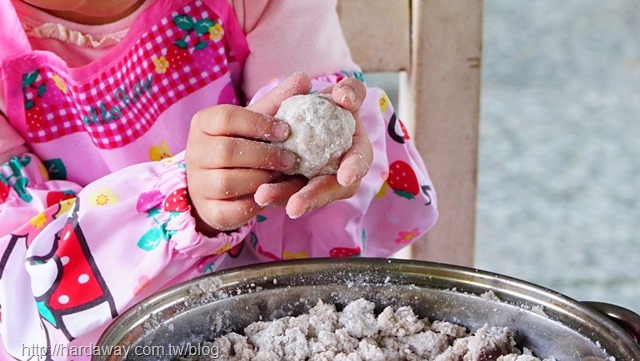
[{"left": 181, "top": 298, "right": 557, "bottom": 361}]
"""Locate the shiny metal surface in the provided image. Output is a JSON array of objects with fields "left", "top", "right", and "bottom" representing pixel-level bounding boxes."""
[
  {"left": 583, "top": 301, "right": 640, "bottom": 344},
  {"left": 95, "top": 258, "right": 640, "bottom": 360}
]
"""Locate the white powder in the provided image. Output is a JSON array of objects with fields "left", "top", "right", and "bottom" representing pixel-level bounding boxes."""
[{"left": 481, "top": 290, "right": 501, "bottom": 302}]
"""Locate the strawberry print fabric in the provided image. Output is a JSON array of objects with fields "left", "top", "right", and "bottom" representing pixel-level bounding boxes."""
[{"left": 0, "top": 1, "right": 438, "bottom": 360}]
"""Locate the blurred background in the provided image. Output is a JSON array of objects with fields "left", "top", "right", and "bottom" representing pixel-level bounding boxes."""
[
  {"left": 476, "top": 0, "right": 640, "bottom": 313},
  {"left": 368, "top": 0, "right": 640, "bottom": 312}
]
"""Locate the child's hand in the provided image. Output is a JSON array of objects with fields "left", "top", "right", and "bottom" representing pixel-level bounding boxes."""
[
  {"left": 254, "top": 76, "right": 373, "bottom": 219},
  {"left": 186, "top": 74, "right": 311, "bottom": 236}
]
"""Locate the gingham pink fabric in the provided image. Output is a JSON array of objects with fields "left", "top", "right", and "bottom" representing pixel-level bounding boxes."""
[{"left": 22, "top": 0, "right": 229, "bottom": 149}]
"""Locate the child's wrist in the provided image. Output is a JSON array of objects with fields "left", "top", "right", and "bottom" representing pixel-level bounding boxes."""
[{"left": 192, "top": 209, "right": 221, "bottom": 238}]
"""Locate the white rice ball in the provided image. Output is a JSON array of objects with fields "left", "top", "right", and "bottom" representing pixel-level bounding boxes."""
[{"left": 274, "top": 94, "right": 356, "bottom": 178}]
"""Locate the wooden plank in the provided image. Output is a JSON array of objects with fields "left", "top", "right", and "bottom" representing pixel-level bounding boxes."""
[
  {"left": 336, "top": 0, "right": 411, "bottom": 72},
  {"left": 407, "top": 0, "right": 483, "bottom": 266}
]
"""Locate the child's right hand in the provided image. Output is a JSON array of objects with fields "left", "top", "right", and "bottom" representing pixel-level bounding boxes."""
[{"left": 185, "top": 74, "right": 309, "bottom": 237}]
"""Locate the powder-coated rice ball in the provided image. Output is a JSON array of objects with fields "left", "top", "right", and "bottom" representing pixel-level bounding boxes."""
[{"left": 274, "top": 94, "right": 356, "bottom": 178}]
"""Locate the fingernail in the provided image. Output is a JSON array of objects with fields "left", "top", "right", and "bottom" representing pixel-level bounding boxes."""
[
  {"left": 339, "top": 173, "right": 355, "bottom": 187},
  {"left": 274, "top": 121, "right": 289, "bottom": 139},
  {"left": 281, "top": 150, "right": 297, "bottom": 169},
  {"left": 256, "top": 200, "right": 271, "bottom": 207},
  {"left": 342, "top": 85, "right": 356, "bottom": 105},
  {"left": 289, "top": 205, "right": 309, "bottom": 219},
  {"left": 254, "top": 195, "right": 270, "bottom": 207}
]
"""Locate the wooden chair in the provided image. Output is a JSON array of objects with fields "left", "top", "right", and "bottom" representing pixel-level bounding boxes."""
[{"left": 336, "top": 0, "right": 483, "bottom": 267}]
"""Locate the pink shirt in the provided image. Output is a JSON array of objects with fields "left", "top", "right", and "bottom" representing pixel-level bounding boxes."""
[{"left": 0, "top": 1, "right": 438, "bottom": 359}]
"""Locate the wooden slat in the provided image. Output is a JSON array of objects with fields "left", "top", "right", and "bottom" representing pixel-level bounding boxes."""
[
  {"left": 407, "top": 0, "right": 483, "bottom": 267},
  {"left": 337, "top": 0, "right": 482, "bottom": 266},
  {"left": 336, "top": 0, "right": 410, "bottom": 72}
]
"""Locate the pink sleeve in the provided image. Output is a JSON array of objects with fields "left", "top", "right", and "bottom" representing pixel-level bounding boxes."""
[
  {"left": 231, "top": 0, "right": 360, "bottom": 99},
  {"left": 0, "top": 151, "right": 250, "bottom": 258},
  {"left": 0, "top": 151, "right": 252, "bottom": 355},
  {"left": 247, "top": 75, "right": 438, "bottom": 261}
]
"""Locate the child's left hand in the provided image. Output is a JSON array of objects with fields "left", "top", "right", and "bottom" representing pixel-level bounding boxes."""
[{"left": 254, "top": 75, "right": 373, "bottom": 218}]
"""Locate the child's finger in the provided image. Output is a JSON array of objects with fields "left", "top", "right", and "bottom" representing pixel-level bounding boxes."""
[
  {"left": 191, "top": 137, "right": 298, "bottom": 173},
  {"left": 191, "top": 169, "right": 281, "bottom": 200},
  {"left": 316, "top": 77, "right": 367, "bottom": 112},
  {"left": 254, "top": 176, "right": 307, "bottom": 207},
  {"left": 192, "top": 105, "right": 290, "bottom": 142},
  {"left": 285, "top": 175, "right": 360, "bottom": 219},
  {"left": 194, "top": 197, "right": 264, "bottom": 232},
  {"left": 337, "top": 118, "right": 373, "bottom": 186},
  {"left": 247, "top": 72, "right": 313, "bottom": 116},
  {"left": 332, "top": 77, "right": 367, "bottom": 112}
]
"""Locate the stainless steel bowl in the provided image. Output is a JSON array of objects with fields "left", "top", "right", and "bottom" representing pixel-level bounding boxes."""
[{"left": 95, "top": 258, "right": 640, "bottom": 360}]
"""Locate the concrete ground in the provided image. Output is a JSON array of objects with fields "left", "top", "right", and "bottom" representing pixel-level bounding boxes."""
[
  {"left": 477, "top": 0, "right": 640, "bottom": 312},
  {"left": 367, "top": 0, "right": 640, "bottom": 313}
]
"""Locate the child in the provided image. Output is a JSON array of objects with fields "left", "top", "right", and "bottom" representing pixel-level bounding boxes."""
[{"left": 0, "top": 0, "right": 438, "bottom": 359}]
